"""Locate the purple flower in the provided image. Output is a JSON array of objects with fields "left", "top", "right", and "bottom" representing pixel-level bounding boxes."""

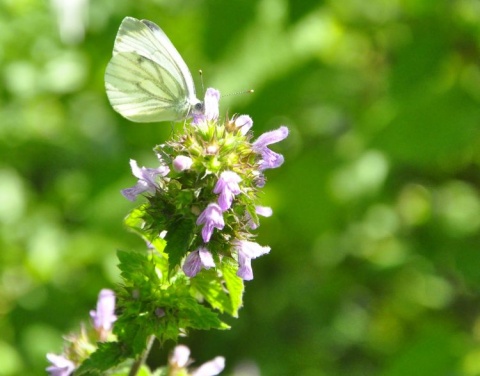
[
  {"left": 46, "top": 353, "right": 75, "bottom": 376},
  {"left": 173, "top": 155, "right": 193, "bottom": 172},
  {"left": 213, "top": 171, "right": 242, "bottom": 211},
  {"left": 234, "top": 115, "right": 253, "bottom": 135},
  {"left": 196, "top": 203, "right": 224, "bottom": 242},
  {"left": 170, "top": 345, "right": 191, "bottom": 368},
  {"left": 89, "top": 289, "right": 117, "bottom": 340},
  {"left": 192, "top": 356, "right": 226, "bottom": 376},
  {"left": 183, "top": 247, "right": 216, "bottom": 277},
  {"left": 252, "top": 126, "right": 289, "bottom": 170},
  {"left": 233, "top": 240, "right": 270, "bottom": 281},
  {"left": 193, "top": 88, "right": 220, "bottom": 124},
  {"left": 169, "top": 345, "right": 225, "bottom": 376},
  {"left": 121, "top": 159, "right": 170, "bottom": 201},
  {"left": 246, "top": 206, "right": 273, "bottom": 230}
]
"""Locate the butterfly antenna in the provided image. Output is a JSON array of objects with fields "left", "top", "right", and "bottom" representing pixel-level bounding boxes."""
[{"left": 222, "top": 89, "right": 255, "bottom": 98}]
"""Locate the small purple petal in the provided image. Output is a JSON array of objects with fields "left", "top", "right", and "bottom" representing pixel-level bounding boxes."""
[
  {"left": 199, "top": 247, "right": 216, "bottom": 268},
  {"left": 121, "top": 159, "right": 170, "bottom": 201},
  {"left": 252, "top": 126, "right": 289, "bottom": 149},
  {"left": 171, "top": 345, "right": 191, "bottom": 368},
  {"left": 46, "top": 354, "right": 75, "bottom": 376},
  {"left": 192, "top": 356, "right": 226, "bottom": 376},
  {"left": 246, "top": 206, "right": 273, "bottom": 230},
  {"left": 234, "top": 115, "right": 253, "bottom": 135},
  {"left": 183, "top": 247, "right": 215, "bottom": 277},
  {"left": 213, "top": 171, "right": 242, "bottom": 211},
  {"left": 237, "top": 251, "right": 254, "bottom": 281},
  {"left": 204, "top": 88, "right": 220, "bottom": 121},
  {"left": 89, "top": 289, "right": 117, "bottom": 334},
  {"left": 252, "top": 126, "right": 289, "bottom": 170},
  {"left": 193, "top": 88, "right": 220, "bottom": 124},
  {"left": 196, "top": 203, "right": 225, "bottom": 242},
  {"left": 183, "top": 251, "right": 202, "bottom": 277},
  {"left": 233, "top": 240, "right": 270, "bottom": 281},
  {"left": 258, "top": 149, "right": 284, "bottom": 170},
  {"left": 256, "top": 206, "right": 273, "bottom": 217},
  {"left": 155, "top": 307, "right": 166, "bottom": 317},
  {"left": 254, "top": 173, "right": 266, "bottom": 188},
  {"left": 173, "top": 155, "right": 193, "bottom": 172},
  {"left": 130, "top": 159, "right": 169, "bottom": 186}
]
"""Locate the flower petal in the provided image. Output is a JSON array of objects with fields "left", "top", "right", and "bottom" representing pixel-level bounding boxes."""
[{"left": 192, "top": 356, "right": 226, "bottom": 376}]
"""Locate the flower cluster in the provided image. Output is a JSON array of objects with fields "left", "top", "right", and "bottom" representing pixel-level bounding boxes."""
[
  {"left": 122, "top": 88, "right": 288, "bottom": 281},
  {"left": 46, "top": 289, "right": 117, "bottom": 376}
]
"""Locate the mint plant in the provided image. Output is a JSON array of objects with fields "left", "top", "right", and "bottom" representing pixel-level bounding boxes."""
[{"left": 46, "top": 88, "right": 288, "bottom": 375}]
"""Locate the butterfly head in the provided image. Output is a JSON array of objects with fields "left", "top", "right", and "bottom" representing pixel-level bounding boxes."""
[{"left": 191, "top": 100, "right": 205, "bottom": 116}]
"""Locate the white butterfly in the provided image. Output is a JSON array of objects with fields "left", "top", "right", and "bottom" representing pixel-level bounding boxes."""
[{"left": 105, "top": 17, "right": 204, "bottom": 123}]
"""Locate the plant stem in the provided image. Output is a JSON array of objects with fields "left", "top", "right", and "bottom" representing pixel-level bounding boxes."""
[{"left": 128, "top": 335, "right": 156, "bottom": 376}]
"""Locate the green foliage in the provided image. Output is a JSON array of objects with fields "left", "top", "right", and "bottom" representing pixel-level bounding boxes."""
[
  {"left": 190, "top": 266, "right": 243, "bottom": 317},
  {"left": 164, "top": 218, "right": 195, "bottom": 273},
  {"left": 115, "top": 248, "right": 229, "bottom": 342},
  {"left": 75, "top": 342, "right": 129, "bottom": 376}
]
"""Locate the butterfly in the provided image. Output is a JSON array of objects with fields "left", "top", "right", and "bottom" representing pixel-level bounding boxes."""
[{"left": 105, "top": 17, "right": 204, "bottom": 123}]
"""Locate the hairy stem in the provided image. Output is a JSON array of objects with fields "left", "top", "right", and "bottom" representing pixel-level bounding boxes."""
[{"left": 128, "top": 335, "right": 156, "bottom": 376}]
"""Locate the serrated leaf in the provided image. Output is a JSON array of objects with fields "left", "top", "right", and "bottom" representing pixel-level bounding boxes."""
[
  {"left": 220, "top": 260, "right": 244, "bottom": 317},
  {"left": 117, "top": 250, "right": 157, "bottom": 287},
  {"left": 124, "top": 205, "right": 149, "bottom": 234},
  {"left": 182, "top": 303, "right": 230, "bottom": 330},
  {"left": 164, "top": 218, "right": 195, "bottom": 271},
  {"left": 190, "top": 269, "right": 233, "bottom": 315},
  {"left": 75, "top": 342, "right": 129, "bottom": 376}
]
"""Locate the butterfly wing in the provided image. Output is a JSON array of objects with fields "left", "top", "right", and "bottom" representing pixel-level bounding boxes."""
[
  {"left": 105, "top": 17, "right": 200, "bottom": 122},
  {"left": 105, "top": 52, "right": 187, "bottom": 122}
]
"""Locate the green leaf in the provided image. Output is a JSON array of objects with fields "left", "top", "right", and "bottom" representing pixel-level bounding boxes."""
[
  {"left": 179, "top": 300, "right": 230, "bottom": 331},
  {"left": 164, "top": 218, "right": 195, "bottom": 271},
  {"left": 124, "top": 205, "right": 167, "bottom": 253},
  {"left": 75, "top": 342, "right": 129, "bottom": 376},
  {"left": 124, "top": 205, "right": 147, "bottom": 230},
  {"left": 220, "top": 260, "right": 244, "bottom": 317},
  {"left": 190, "top": 269, "right": 234, "bottom": 315},
  {"left": 117, "top": 250, "right": 159, "bottom": 287}
]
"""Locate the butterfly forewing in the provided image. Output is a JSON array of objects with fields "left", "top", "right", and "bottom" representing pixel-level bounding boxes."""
[
  {"left": 105, "top": 52, "right": 188, "bottom": 122},
  {"left": 105, "top": 17, "right": 201, "bottom": 123}
]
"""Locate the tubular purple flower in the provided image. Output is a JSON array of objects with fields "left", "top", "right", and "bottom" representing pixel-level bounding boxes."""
[
  {"left": 196, "top": 203, "right": 225, "bottom": 242},
  {"left": 121, "top": 159, "right": 170, "bottom": 201},
  {"left": 193, "top": 88, "right": 220, "bottom": 124},
  {"left": 213, "top": 171, "right": 242, "bottom": 211},
  {"left": 234, "top": 115, "right": 253, "bottom": 135},
  {"left": 192, "top": 356, "right": 226, "bottom": 376},
  {"left": 89, "top": 289, "right": 117, "bottom": 339},
  {"left": 247, "top": 206, "right": 273, "bottom": 230},
  {"left": 173, "top": 155, "right": 193, "bottom": 172},
  {"left": 170, "top": 345, "right": 191, "bottom": 368},
  {"left": 233, "top": 240, "right": 270, "bottom": 281},
  {"left": 46, "top": 353, "right": 75, "bottom": 376},
  {"left": 252, "top": 126, "right": 289, "bottom": 170},
  {"left": 183, "top": 247, "right": 216, "bottom": 277}
]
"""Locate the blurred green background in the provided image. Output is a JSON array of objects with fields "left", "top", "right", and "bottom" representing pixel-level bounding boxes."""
[{"left": 2, "top": 0, "right": 480, "bottom": 375}]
